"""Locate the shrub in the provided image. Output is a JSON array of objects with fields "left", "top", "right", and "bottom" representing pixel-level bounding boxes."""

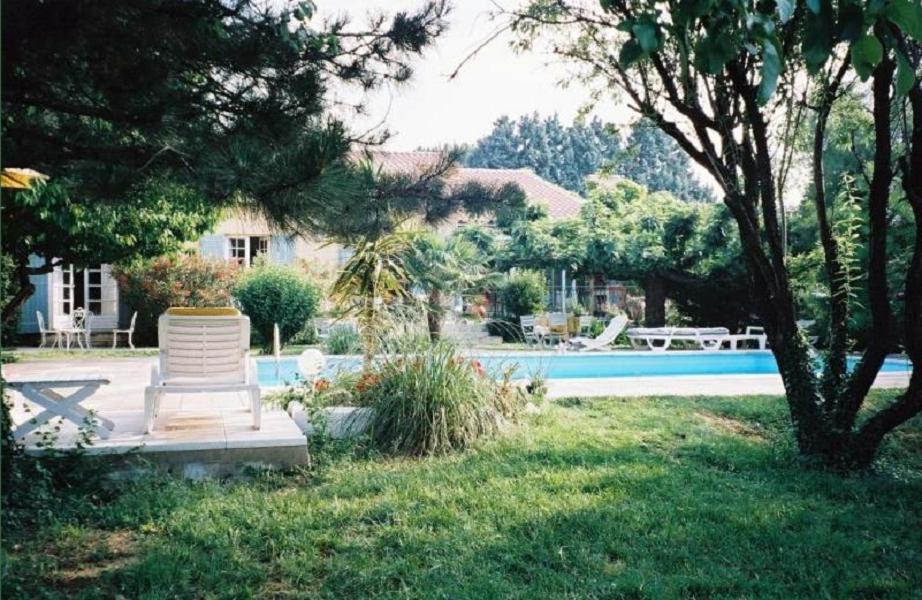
[
  {"left": 1, "top": 255, "right": 21, "bottom": 345},
  {"left": 360, "top": 341, "right": 520, "bottom": 456},
  {"left": 234, "top": 260, "right": 320, "bottom": 351},
  {"left": 325, "top": 325, "right": 361, "bottom": 355},
  {"left": 496, "top": 270, "right": 546, "bottom": 321},
  {"left": 115, "top": 254, "right": 240, "bottom": 345}
]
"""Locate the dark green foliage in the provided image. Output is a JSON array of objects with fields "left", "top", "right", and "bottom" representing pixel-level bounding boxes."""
[
  {"left": 512, "top": 0, "right": 922, "bottom": 467},
  {"left": 1, "top": 0, "right": 449, "bottom": 322},
  {"left": 612, "top": 120, "right": 715, "bottom": 202},
  {"left": 495, "top": 270, "right": 547, "bottom": 320},
  {"left": 1, "top": 255, "right": 21, "bottom": 345},
  {"left": 466, "top": 114, "right": 620, "bottom": 194},
  {"left": 317, "top": 150, "right": 527, "bottom": 243},
  {"left": 234, "top": 261, "right": 320, "bottom": 351}
]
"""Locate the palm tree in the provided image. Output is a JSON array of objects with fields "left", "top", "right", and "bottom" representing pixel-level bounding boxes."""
[
  {"left": 405, "top": 232, "right": 498, "bottom": 342},
  {"left": 330, "top": 232, "right": 416, "bottom": 370}
]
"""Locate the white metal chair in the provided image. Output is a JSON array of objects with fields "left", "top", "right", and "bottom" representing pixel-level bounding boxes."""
[
  {"left": 36, "top": 310, "right": 62, "bottom": 349},
  {"left": 144, "top": 309, "right": 260, "bottom": 432},
  {"left": 111, "top": 311, "right": 137, "bottom": 349},
  {"left": 59, "top": 308, "right": 92, "bottom": 350}
]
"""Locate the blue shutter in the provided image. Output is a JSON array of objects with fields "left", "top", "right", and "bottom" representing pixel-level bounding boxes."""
[
  {"left": 200, "top": 234, "right": 226, "bottom": 259},
  {"left": 18, "top": 255, "right": 50, "bottom": 333},
  {"left": 271, "top": 235, "right": 295, "bottom": 265}
]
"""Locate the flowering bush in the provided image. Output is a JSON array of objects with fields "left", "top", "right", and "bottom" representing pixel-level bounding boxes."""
[{"left": 115, "top": 254, "right": 240, "bottom": 344}]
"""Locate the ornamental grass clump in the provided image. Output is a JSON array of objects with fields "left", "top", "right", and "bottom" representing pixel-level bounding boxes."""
[{"left": 361, "top": 341, "right": 516, "bottom": 456}]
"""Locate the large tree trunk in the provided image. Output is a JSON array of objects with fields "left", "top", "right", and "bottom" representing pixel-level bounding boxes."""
[
  {"left": 643, "top": 275, "right": 666, "bottom": 327},
  {"left": 1, "top": 262, "right": 37, "bottom": 327},
  {"left": 426, "top": 289, "right": 443, "bottom": 342}
]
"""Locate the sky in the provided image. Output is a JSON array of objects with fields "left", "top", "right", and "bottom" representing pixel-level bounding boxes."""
[{"left": 316, "top": 0, "right": 635, "bottom": 150}]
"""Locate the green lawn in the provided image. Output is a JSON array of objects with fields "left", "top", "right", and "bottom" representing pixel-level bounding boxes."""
[{"left": 3, "top": 392, "right": 921, "bottom": 599}]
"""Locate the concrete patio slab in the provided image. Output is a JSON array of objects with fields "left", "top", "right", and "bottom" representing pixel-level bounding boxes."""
[{"left": 3, "top": 357, "right": 307, "bottom": 473}]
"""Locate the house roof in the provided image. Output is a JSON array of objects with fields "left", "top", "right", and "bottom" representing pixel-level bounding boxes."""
[{"left": 365, "top": 151, "right": 583, "bottom": 220}]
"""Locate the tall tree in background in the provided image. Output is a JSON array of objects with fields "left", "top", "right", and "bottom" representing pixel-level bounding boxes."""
[
  {"left": 467, "top": 113, "right": 714, "bottom": 200},
  {"left": 613, "top": 120, "right": 715, "bottom": 202},
  {"left": 1, "top": 0, "right": 450, "bottom": 323},
  {"left": 513, "top": 0, "right": 922, "bottom": 468},
  {"left": 465, "top": 113, "right": 620, "bottom": 194}
]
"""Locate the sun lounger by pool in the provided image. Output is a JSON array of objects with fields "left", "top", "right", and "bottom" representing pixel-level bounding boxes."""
[
  {"left": 723, "top": 326, "right": 768, "bottom": 350},
  {"left": 144, "top": 307, "right": 260, "bottom": 433},
  {"left": 626, "top": 326, "right": 731, "bottom": 351},
  {"left": 570, "top": 315, "right": 629, "bottom": 352}
]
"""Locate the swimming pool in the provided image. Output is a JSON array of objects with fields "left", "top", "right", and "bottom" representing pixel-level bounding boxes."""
[{"left": 256, "top": 351, "right": 912, "bottom": 387}]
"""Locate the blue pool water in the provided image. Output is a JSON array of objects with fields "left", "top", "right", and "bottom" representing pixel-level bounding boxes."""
[{"left": 256, "top": 352, "right": 912, "bottom": 387}]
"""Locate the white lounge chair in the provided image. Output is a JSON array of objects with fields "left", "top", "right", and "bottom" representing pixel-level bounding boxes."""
[
  {"left": 626, "top": 327, "right": 673, "bottom": 351},
  {"left": 144, "top": 308, "right": 260, "bottom": 433},
  {"left": 724, "top": 325, "right": 768, "bottom": 350},
  {"left": 570, "top": 315, "right": 629, "bottom": 351},
  {"left": 627, "top": 326, "right": 731, "bottom": 351}
]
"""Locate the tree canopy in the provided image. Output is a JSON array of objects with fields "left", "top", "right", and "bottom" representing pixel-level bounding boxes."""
[
  {"left": 611, "top": 120, "right": 715, "bottom": 202},
  {"left": 465, "top": 113, "right": 715, "bottom": 201},
  {"left": 512, "top": 0, "right": 922, "bottom": 468},
  {"left": 1, "top": 0, "right": 450, "bottom": 322},
  {"left": 465, "top": 114, "right": 620, "bottom": 194},
  {"left": 499, "top": 178, "right": 751, "bottom": 326}
]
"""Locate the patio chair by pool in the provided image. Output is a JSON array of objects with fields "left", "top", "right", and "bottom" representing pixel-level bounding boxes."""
[
  {"left": 546, "top": 312, "right": 570, "bottom": 343},
  {"left": 520, "top": 315, "right": 548, "bottom": 346},
  {"left": 36, "top": 310, "right": 63, "bottom": 349},
  {"left": 144, "top": 307, "right": 260, "bottom": 433},
  {"left": 570, "top": 315, "right": 629, "bottom": 352},
  {"left": 109, "top": 311, "right": 138, "bottom": 349}
]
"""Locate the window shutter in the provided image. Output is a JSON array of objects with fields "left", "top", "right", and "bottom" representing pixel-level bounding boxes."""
[
  {"left": 19, "top": 255, "right": 49, "bottom": 333},
  {"left": 271, "top": 235, "right": 295, "bottom": 264},
  {"left": 200, "top": 234, "right": 226, "bottom": 259}
]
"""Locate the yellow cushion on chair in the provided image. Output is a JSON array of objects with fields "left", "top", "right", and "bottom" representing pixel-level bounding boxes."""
[{"left": 165, "top": 307, "right": 241, "bottom": 317}]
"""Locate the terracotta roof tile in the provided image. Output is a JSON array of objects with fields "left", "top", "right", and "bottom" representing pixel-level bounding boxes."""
[{"left": 364, "top": 151, "right": 582, "bottom": 220}]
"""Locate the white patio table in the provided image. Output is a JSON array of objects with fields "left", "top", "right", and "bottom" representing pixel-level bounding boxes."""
[{"left": 6, "top": 375, "right": 113, "bottom": 441}]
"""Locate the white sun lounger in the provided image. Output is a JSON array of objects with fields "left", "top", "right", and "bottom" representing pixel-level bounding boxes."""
[
  {"left": 144, "top": 309, "right": 260, "bottom": 433},
  {"left": 626, "top": 326, "right": 731, "bottom": 351},
  {"left": 723, "top": 326, "right": 768, "bottom": 350},
  {"left": 569, "top": 315, "right": 629, "bottom": 352}
]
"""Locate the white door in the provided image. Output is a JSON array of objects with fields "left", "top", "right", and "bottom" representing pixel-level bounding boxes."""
[
  {"left": 51, "top": 264, "right": 74, "bottom": 329},
  {"left": 85, "top": 264, "right": 119, "bottom": 329}
]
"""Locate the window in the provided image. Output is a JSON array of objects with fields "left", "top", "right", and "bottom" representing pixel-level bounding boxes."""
[
  {"left": 85, "top": 266, "right": 104, "bottom": 315},
  {"left": 60, "top": 267, "right": 73, "bottom": 315},
  {"left": 228, "top": 235, "right": 270, "bottom": 266},
  {"left": 229, "top": 237, "right": 247, "bottom": 265},
  {"left": 250, "top": 236, "right": 269, "bottom": 265}
]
